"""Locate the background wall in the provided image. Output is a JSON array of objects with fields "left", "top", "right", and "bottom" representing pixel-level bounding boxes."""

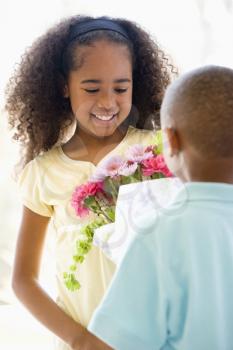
[{"left": 0, "top": 0, "right": 233, "bottom": 347}]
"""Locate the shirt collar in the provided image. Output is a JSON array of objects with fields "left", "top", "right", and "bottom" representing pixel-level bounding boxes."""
[{"left": 172, "top": 181, "right": 233, "bottom": 206}]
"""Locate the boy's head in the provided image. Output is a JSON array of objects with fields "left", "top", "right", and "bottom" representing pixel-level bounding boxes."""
[{"left": 161, "top": 65, "right": 233, "bottom": 182}]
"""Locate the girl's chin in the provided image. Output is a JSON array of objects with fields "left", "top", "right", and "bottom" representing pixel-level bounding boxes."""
[
  {"left": 90, "top": 127, "right": 118, "bottom": 139},
  {"left": 89, "top": 115, "right": 120, "bottom": 136}
]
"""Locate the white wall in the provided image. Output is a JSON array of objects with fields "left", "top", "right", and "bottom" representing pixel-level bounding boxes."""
[{"left": 0, "top": 0, "right": 232, "bottom": 346}]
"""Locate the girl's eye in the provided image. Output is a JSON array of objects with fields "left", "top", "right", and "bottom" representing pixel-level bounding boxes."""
[
  {"left": 84, "top": 88, "right": 128, "bottom": 94},
  {"left": 84, "top": 89, "right": 99, "bottom": 94},
  {"left": 115, "top": 88, "right": 128, "bottom": 94}
]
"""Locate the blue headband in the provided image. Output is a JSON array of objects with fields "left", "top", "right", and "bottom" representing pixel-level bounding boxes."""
[{"left": 69, "top": 19, "right": 130, "bottom": 42}]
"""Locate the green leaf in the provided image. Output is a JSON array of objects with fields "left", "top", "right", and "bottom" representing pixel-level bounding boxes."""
[
  {"left": 72, "top": 255, "right": 85, "bottom": 264},
  {"left": 84, "top": 196, "right": 96, "bottom": 206},
  {"left": 81, "top": 225, "right": 94, "bottom": 239},
  {"left": 154, "top": 130, "right": 163, "bottom": 154},
  {"left": 63, "top": 273, "right": 81, "bottom": 291},
  {"left": 63, "top": 210, "right": 112, "bottom": 292},
  {"left": 76, "top": 240, "right": 91, "bottom": 255},
  {"left": 105, "top": 208, "right": 115, "bottom": 221},
  {"left": 151, "top": 172, "right": 165, "bottom": 179},
  {"left": 104, "top": 178, "right": 119, "bottom": 197}
]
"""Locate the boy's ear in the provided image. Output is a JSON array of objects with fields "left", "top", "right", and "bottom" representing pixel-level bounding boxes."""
[{"left": 163, "top": 127, "right": 180, "bottom": 156}]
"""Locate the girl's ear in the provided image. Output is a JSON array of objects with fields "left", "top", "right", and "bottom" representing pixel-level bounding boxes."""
[
  {"left": 63, "top": 84, "right": 69, "bottom": 98},
  {"left": 163, "top": 127, "right": 181, "bottom": 157},
  {"left": 58, "top": 73, "right": 69, "bottom": 98}
]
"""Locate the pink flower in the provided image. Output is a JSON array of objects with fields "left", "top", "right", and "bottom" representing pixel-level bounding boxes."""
[
  {"left": 118, "top": 161, "right": 138, "bottom": 176},
  {"left": 145, "top": 145, "right": 154, "bottom": 153},
  {"left": 90, "top": 168, "right": 107, "bottom": 182},
  {"left": 145, "top": 145, "right": 159, "bottom": 155},
  {"left": 71, "top": 182, "right": 103, "bottom": 217},
  {"left": 92, "top": 155, "right": 125, "bottom": 180},
  {"left": 141, "top": 155, "right": 173, "bottom": 177},
  {"left": 126, "top": 144, "right": 153, "bottom": 163}
]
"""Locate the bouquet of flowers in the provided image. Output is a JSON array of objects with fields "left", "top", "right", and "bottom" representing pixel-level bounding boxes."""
[{"left": 63, "top": 132, "right": 172, "bottom": 291}]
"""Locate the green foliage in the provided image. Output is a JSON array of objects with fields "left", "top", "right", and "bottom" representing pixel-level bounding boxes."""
[
  {"left": 64, "top": 134, "right": 168, "bottom": 292},
  {"left": 63, "top": 273, "right": 81, "bottom": 291},
  {"left": 154, "top": 130, "right": 163, "bottom": 154},
  {"left": 105, "top": 207, "right": 115, "bottom": 221},
  {"left": 63, "top": 217, "right": 106, "bottom": 291},
  {"left": 151, "top": 173, "right": 165, "bottom": 180}
]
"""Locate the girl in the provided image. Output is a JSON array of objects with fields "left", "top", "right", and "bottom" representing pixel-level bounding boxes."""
[{"left": 5, "top": 15, "right": 176, "bottom": 350}]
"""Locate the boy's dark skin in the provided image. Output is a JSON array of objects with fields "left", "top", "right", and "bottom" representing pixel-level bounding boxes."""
[
  {"left": 161, "top": 65, "right": 233, "bottom": 185},
  {"left": 86, "top": 65, "right": 233, "bottom": 348}
]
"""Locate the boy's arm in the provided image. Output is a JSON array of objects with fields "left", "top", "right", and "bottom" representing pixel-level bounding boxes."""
[{"left": 88, "top": 233, "right": 167, "bottom": 350}]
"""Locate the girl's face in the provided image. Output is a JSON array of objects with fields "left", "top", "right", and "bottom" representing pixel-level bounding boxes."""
[{"left": 65, "top": 40, "right": 133, "bottom": 139}]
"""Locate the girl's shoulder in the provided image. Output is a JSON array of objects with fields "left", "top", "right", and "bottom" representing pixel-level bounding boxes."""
[
  {"left": 16, "top": 148, "right": 60, "bottom": 217},
  {"left": 125, "top": 125, "right": 156, "bottom": 146},
  {"left": 18, "top": 146, "right": 70, "bottom": 184},
  {"left": 22, "top": 147, "right": 59, "bottom": 173},
  {"left": 18, "top": 144, "right": 89, "bottom": 185}
]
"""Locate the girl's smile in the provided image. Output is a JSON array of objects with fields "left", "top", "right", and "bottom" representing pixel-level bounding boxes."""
[
  {"left": 7, "top": 14, "right": 176, "bottom": 350},
  {"left": 64, "top": 40, "right": 133, "bottom": 140},
  {"left": 90, "top": 112, "right": 119, "bottom": 126}
]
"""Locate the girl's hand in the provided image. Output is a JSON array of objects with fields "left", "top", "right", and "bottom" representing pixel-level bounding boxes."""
[{"left": 73, "top": 328, "right": 113, "bottom": 350}]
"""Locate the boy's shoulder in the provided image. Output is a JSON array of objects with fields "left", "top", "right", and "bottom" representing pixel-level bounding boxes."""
[{"left": 136, "top": 182, "right": 233, "bottom": 244}]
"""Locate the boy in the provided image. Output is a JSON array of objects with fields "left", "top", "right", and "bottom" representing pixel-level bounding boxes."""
[{"left": 88, "top": 65, "right": 233, "bottom": 350}]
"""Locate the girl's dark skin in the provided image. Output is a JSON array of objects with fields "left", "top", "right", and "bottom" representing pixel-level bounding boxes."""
[
  {"left": 12, "top": 39, "right": 128, "bottom": 350},
  {"left": 62, "top": 40, "right": 133, "bottom": 166},
  {"left": 6, "top": 15, "right": 176, "bottom": 350}
]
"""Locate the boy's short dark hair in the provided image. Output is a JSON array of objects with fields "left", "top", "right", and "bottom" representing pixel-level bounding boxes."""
[{"left": 162, "top": 65, "right": 233, "bottom": 158}]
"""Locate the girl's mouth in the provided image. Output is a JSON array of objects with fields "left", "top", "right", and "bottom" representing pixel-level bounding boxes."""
[{"left": 91, "top": 113, "right": 118, "bottom": 123}]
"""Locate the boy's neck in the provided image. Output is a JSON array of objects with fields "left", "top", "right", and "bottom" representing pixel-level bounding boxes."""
[{"left": 183, "top": 156, "right": 233, "bottom": 184}]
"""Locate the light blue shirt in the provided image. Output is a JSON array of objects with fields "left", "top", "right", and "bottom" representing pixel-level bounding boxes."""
[{"left": 88, "top": 182, "right": 233, "bottom": 350}]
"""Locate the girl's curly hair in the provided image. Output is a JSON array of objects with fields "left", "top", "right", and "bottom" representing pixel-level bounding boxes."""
[{"left": 5, "top": 15, "right": 177, "bottom": 169}]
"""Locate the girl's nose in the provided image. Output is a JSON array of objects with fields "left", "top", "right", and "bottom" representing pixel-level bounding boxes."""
[{"left": 97, "top": 91, "right": 116, "bottom": 110}]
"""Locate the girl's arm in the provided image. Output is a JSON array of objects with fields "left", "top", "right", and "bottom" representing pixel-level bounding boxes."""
[
  {"left": 12, "top": 206, "right": 95, "bottom": 349},
  {"left": 73, "top": 329, "right": 113, "bottom": 350}
]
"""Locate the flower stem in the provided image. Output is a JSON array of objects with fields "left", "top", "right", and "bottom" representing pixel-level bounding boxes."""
[
  {"left": 94, "top": 200, "right": 112, "bottom": 223},
  {"left": 108, "top": 178, "right": 118, "bottom": 204}
]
